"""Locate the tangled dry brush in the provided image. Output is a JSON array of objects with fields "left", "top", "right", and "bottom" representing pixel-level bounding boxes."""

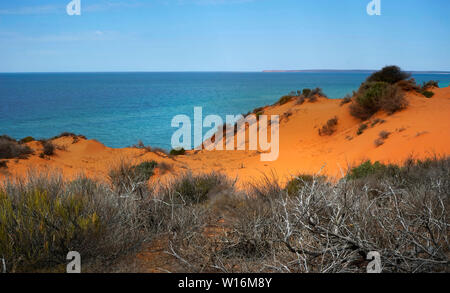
[{"left": 0, "top": 158, "right": 449, "bottom": 273}]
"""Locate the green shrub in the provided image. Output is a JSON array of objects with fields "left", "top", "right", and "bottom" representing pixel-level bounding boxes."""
[
  {"left": 302, "top": 88, "right": 312, "bottom": 97},
  {"left": 19, "top": 136, "right": 35, "bottom": 144},
  {"left": 350, "top": 82, "right": 408, "bottom": 120},
  {"left": 366, "top": 66, "right": 411, "bottom": 84},
  {"left": 170, "top": 147, "right": 186, "bottom": 156},
  {"left": 0, "top": 173, "right": 151, "bottom": 273},
  {"left": 285, "top": 175, "right": 325, "bottom": 196},
  {"left": 278, "top": 95, "right": 294, "bottom": 105},
  {"left": 0, "top": 189, "right": 103, "bottom": 272},
  {"left": 133, "top": 161, "right": 158, "bottom": 180},
  {"left": 170, "top": 172, "right": 231, "bottom": 205},
  {"left": 421, "top": 91, "right": 434, "bottom": 98},
  {"left": 108, "top": 160, "right": 155, "bottom": 195},
  {"left": 347, "top": 160, "right": 386, "bottom": 179}
]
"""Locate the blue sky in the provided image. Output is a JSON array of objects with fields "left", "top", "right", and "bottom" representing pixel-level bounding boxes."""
[{"left": 0, "top": 0, "right": 449, "bottom": 72}]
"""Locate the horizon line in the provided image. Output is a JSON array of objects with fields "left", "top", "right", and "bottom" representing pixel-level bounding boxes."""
[{"left": 1, "top": 69, "right": 450, "bottom": 74}]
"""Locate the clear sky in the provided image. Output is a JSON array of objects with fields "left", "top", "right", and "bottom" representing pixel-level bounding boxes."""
[{"left": 0, "top": 0, "right": 449, "bottom": 72}]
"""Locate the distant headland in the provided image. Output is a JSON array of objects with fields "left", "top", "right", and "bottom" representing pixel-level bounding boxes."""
[{"left": 262, "top": 69, "right": 450, "bottom": 74}]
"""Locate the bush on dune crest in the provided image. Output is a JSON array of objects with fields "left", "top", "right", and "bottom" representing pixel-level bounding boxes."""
[
  {"left": 2, "top": 157, "right": 448, "bottom": 273},
  {"left": 350, "top": 81, "right": 408, "bottom": 120},
  {"left": 366, "top": 65, "right": 411, "bottom": 84},
  {"left": 0, "top": 135, "right": 33, "bottom": 159},
  {"left": 348, "top": 65, "right": 440, "bottom": 120}
]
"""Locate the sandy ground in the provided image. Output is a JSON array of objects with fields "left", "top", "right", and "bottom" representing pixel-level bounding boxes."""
[{"left": 2, "top": 86, "right": 449, "bottom": 185}]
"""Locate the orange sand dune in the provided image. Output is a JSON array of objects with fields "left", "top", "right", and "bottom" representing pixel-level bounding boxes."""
[{"left": 2, "top": 86, "right": 450, "bottom": 185}]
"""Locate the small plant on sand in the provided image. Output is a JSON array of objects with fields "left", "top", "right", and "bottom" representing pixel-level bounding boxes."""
[
  {"left": 421, "top": 91, "right": 434, "bottom": 98},
  {"left": 379, "top": 130, "right": 390, "bottom": 139},
  {"left": 278, "top": 95, "right": 294, "bottom": 105},
  {"left": 370, "top": 118, "right": 385, "bottom": 127},
  {"left": 374, "top": 130, "right": 391, "bottom": 147},
  {"left": 357, "top": 123, "right": 368, "bottom": 135},
  {"left": 133, "top": 140, "right": 152, "bottom": 152},
  {"left": 19, "top": 136, "right": 35, "bottom": 144},
  {"left": 42, "top": 141, "right": 55, "bottom": 156},
  {"left": 374, "top": 138, "right": 384, "bottom": 147},
  {"left": 318, "top": 116, "right": 338, "bottom": 136},
  {"left": 170, "top": 147, "right": 186, "bottom": 156},
  {"left": 340, "top": 94, "right": 352, "bottom": 106}
]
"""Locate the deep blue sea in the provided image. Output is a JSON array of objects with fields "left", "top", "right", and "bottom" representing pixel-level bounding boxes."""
[{"left": 1, "top": 72, "right": 449, "bottom": 149}]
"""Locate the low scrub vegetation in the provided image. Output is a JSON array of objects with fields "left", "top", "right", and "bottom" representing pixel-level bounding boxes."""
[
  {"left": 1, "top": 157, "right": 448, "bottom": 273},
  {"left": 350, "top": 81, "right": 408, "bottom": 120},
  {"left": 41, "top": 141, "right": 55, "bottom": 156},
  {"left": 0, "top": 135, "right": 33, "bottom": 160},
  {"left": 277, "top": 88, "right": 328, "bottom": 106},
  {"left": 356, "top": 123, "right": 368, "bottom": 135},
  {"left": 366, "top": 65, "right": 411, "bottom": 84},
  {"left": 19, "top": 136, "right": 35, "bottom": 144},
  {"left": 422, "top": 80, "right": 439, "bottom": 89},
  {"left": 396, "top": 78, "right": 420, "bottom": 92},
  {"left": 422, "top": 91, "right": 434, "bottom": 98},
  {"left": 340, "top": 95, "right": 352, "bottom": 106},
  {"left": 278, "top": 95, "right": 294, "bottom": 105},
  {"left": 318, "top": 116, "right": 338, "bottom": 136},
  {"left": 374, "top": 131, "right": 390, "bottom": 147},
  {"left": 170, "top": 147, "right": 186, "bottom": 156},
  {"left": 348, "top": 66, "right": 438, "bottom": 120},
  {"left": 0, "top": 173, "right": 149, "bottom": 273}
]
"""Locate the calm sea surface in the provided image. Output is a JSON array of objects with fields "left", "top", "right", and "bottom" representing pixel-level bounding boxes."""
[{"left": 1, "top": 72, "right": 449, "bottom": 149}]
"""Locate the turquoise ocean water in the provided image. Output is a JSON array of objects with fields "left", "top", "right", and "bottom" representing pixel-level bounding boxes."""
[{"left": 1, "top": 72, "right": 449, "bottom": 149}]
